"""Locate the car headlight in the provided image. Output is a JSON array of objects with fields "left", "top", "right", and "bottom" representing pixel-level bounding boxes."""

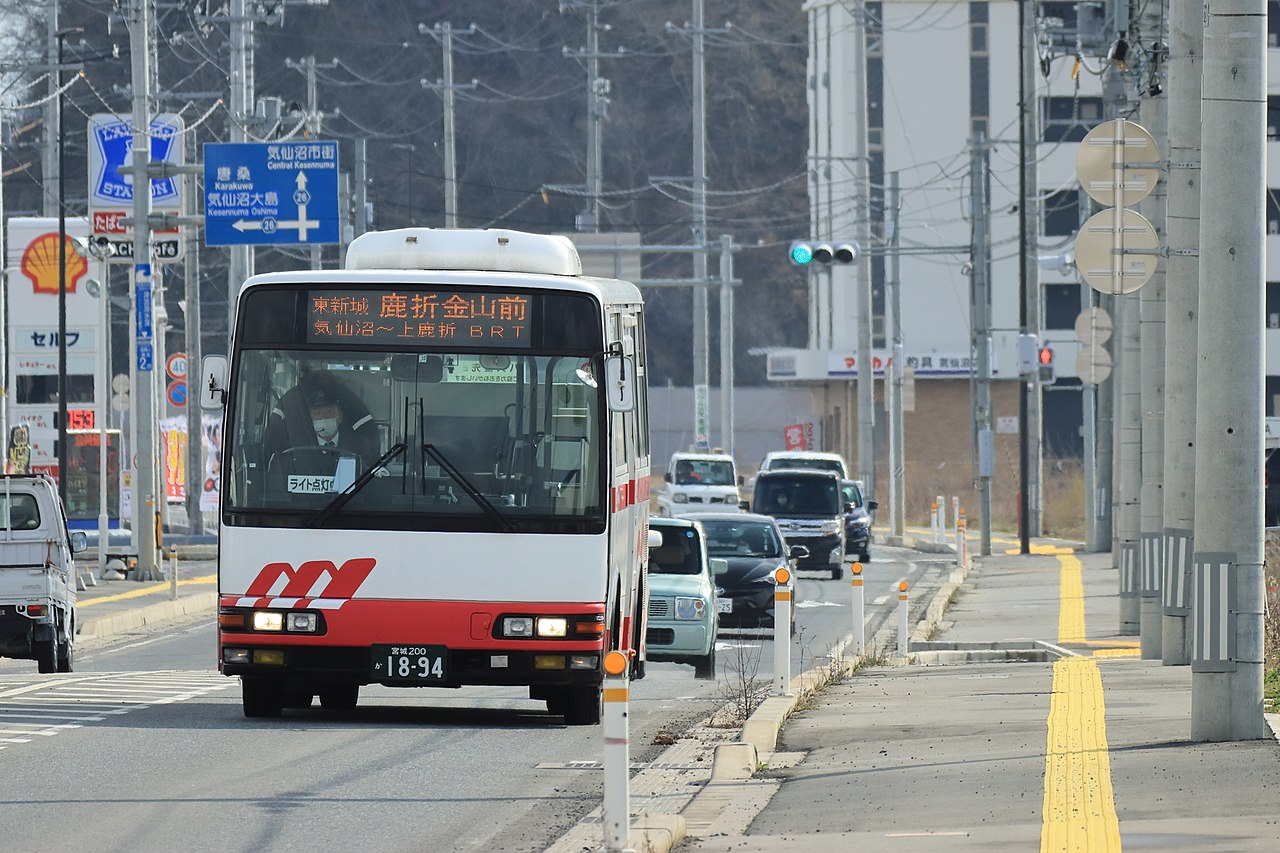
[
  {"left": 674, "top": 597, "right": 706, "bottom": 620},
  {"left": 672, "top": 493, "right": 689, "bottom": 503},
  {"left": 850, "top": 517, "right": 871, "bottom": 528},
  {"left": 821, "top": 520, "right": 840, "bottom": 534}
]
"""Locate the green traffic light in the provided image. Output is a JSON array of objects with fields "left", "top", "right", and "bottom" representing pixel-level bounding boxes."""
[{"left": 790, "top": 243, "right": 814, "bottom": 265}]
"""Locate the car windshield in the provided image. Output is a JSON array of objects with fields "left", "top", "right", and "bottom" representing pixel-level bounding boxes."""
[
  {"left": 701, "top": 520, "right": 783, "bottom": 558},
  {"left": 769, "top": 457, "right": 843, "bottom": 475},
  {"left": 755, "top": 477, "right": 840, "bottom": 517},
  {"left": 649, "top": 526, "right": 704, "bottom": 575},
  {"left": 674, "top": 459, "right": 736, "bottom": 486}
]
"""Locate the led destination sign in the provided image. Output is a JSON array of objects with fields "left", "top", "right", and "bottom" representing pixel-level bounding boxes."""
[{"left": 307, "top": 290, "right": 531, "bottom": 347}]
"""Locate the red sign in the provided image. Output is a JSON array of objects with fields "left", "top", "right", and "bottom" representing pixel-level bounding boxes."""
[
  {"left": 783, "top": 422, "right": 810, "bottom": 450},
  {"left": 68, "top": 409, "right": 95, "bottom": 430}
]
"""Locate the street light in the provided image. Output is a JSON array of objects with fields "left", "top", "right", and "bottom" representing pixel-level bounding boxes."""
[{"left": 56, "top": 26, "right": 83, "bottom": 513}]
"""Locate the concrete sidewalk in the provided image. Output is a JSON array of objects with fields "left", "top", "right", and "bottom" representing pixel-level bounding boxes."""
[
  {"left": 75, "top": 555, "right": 217, "bottom": 641},
  {"left": 675, "top": 550, "right": 1280, "bottom": 852}
]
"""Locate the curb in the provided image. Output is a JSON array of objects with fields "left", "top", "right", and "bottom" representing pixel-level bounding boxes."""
[
  {"left": 79, "top": 591, "right": 218, "bottom": 639},
  {"left": 628, "top": 816, "right": 686, "bottom": 853}
]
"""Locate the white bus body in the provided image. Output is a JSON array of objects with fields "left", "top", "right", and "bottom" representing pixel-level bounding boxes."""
[{"left": 212, "top": 228, "right": 650, "bottom": 725}]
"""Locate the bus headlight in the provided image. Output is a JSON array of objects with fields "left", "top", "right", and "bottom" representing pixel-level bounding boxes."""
[
  {"left": 536, "top": 617, "right": 569, "bottom": 638},
  {"left": 503, "top": 617, "right": 534, "bottom": 637},
  {"left": 674, "top": 597, "right": 706, "bottom": 621},
  {"left": 286, "top": 612, "right": 318, "bottom": 633},
  {"left": 252, "top": 611, "right": 283, "bottom": 632}
]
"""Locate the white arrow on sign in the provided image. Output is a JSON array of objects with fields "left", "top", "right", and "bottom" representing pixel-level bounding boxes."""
[{"left": 229, "top": 172, "right": 319, "bottom": 240}]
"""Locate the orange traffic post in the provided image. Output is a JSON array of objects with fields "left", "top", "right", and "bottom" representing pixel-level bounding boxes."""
[
  {"left": 897, "top": 579, "right": 910, "bottom": 657},
  {"left": 930, "top": 501, "right": 939, "bottom": 542},
  {"left": 601, "top": 650, "right": 630, "bottom": 851},
  {"left": 851, "top": 562, "right": 865, "bottom": 656},
  {"left": 773, "top": 566, "right": 792, "bottom": 696}
]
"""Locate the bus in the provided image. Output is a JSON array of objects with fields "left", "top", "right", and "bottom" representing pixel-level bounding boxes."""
[{"left": 202, "top": 228, "right": 651, "bottom": 725}]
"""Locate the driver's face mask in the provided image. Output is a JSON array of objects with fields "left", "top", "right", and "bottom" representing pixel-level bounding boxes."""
[{"left": 313, "top": 418, "right": 339, "bottom": 442}]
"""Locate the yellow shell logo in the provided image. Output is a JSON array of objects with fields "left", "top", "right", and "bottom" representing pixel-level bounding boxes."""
[{"left": 21, "top": 233, "right": 88, "bottom": 295}]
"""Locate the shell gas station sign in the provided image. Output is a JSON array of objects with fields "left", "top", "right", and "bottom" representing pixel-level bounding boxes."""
[{"left": 4, "top": 217, "right": 101, "bottom": 480}]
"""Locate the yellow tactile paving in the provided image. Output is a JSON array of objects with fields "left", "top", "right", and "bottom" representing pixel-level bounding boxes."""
[{"left": 78, "top": 574, "right": 217, "bottom": 607}]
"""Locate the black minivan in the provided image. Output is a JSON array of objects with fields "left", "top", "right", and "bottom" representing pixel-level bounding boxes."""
[{"left": 746, "top": 469, "right": 848, "bottom": 579}]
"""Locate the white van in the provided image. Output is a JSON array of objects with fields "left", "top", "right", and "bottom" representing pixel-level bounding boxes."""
[
  {"left": 757, "top": 450, "right": 850, "bottom": 479},
  {"left": 0, "top": 475, "right": 86, "bottom": 672},
  {"left": 656, "top": 452, "right": 742, "bottom": 516}
]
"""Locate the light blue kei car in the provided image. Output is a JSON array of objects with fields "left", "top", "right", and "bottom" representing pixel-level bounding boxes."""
[{"left": 645, "top": 516, "right": 727, "bottom": 679}]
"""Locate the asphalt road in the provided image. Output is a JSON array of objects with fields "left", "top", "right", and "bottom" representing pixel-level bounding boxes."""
[{"left": 0, "top": 544, "right": 950, "bottom": 851}]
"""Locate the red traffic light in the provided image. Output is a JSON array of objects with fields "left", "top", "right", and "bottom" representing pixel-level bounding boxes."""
[{"left": 1038, "top": 346, "right": 1053, "bottom": 365}]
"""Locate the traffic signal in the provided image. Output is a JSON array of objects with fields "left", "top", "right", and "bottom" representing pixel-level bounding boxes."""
[
  {"left": 789, "top": 240, "right": 858, "bottom": 266},
  {"left": 1038, "top": 346, "right": 1056, "bottom": 384},
  {"left": 1016, "top": 333, "right": 1038, "bottom": 376}
]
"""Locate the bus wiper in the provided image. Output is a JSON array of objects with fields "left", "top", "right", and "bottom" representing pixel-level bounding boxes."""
[
  {"left": 310, "top": 443, "right": 408, "bottom": 529},
  {"left": 423, "top": 443, "right": 514, "bottom": 533}
]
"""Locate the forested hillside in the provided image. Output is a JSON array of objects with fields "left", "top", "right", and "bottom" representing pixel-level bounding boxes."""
[{"left": 0, "top": 1, "right": 811, "bottom": 385}]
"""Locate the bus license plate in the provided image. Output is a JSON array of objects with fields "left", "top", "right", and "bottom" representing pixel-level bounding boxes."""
[{"left": 371, "top": 644, "right": 448, "bottom": 683}]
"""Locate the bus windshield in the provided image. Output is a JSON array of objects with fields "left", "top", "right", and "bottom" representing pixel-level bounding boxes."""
[{"left": 224, "top": 347, "right": 605, "bottom": 532}]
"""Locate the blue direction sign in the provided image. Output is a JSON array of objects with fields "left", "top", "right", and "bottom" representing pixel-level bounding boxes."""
[{"left": 203, "top": 142, "right": 340, "bottom": 246}]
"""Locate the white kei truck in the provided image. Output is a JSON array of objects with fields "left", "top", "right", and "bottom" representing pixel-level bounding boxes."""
[{"left": 0, "top": 474, "right": 86, "bottom": 673}]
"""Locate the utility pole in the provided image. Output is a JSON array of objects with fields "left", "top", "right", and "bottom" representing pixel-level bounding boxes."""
[
  {"left": 1117, "top": 280, "right": 1141, "bottom": 634},
  {"left": 420, "top": 24, "right": 478, "bottom": 229},
  {"left": 285, "top": 55, "right": 337, "bottom": 267},
  {"left": 43, "top": 0, "right": 59, "bottom": 217},
  {"left": 1019, "top": 0, "right": 1042, "bottom": 545},
  {"left": 691, "top": 0, "right": 710, "bottom": 447},
  {"left": 1137, "top": 6, "right": 1168, "bottom": 660},
  {"left": 183, "top": 129, "right": 203, "bottom": 536},
  {"left": 1161, "top": 0, "right": 1202, "bottom": 667},
  {"left": 887, "top": 173, "right": 905, "bottom": 540},
  {"left": 971, "top": 134, "right": 992, "bottom": 557},
  {"left": 718, "top": 235, "right": 735, "bottom": 455},
  {"left": 128, "top": 0, "right": 159, "bottom": 581},
  {"left": 1190, "top": 0, "right": 1265, "bottom": 743},
  {"left": 851, "top": 0, "right": 874, "bottom": 503},
  {"left": 227, "top": 0, "right": 255, "bottom": 345}
]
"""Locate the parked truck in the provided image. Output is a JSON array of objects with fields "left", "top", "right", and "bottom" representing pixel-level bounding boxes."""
[{"left": 0, "top": 474, "right": 86, "bottom": 673}]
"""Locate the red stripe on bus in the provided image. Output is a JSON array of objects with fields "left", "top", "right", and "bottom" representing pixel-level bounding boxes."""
[{"left": 219, "top": 599, "right": 607, "bottom": 649}]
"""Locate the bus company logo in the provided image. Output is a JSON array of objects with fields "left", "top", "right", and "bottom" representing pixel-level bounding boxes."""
[
  {"left": 245, "top": 558, "right": 376, "bottom": 599},
  {"left": 21, "top": 233, "right": 88, "bottom": 294}
]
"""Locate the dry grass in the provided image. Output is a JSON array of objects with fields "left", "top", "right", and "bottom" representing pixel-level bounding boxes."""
[{"left": 1266, "top": 533, "right": 1280, "bottom": 711}]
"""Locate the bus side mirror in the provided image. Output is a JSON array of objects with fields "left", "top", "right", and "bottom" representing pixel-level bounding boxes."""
[
  {"left": 604, "top": 354, "right": 635, "bottom": 412},
  {"left": 200, "top": 355, "right": 229, "bottom": 409}
]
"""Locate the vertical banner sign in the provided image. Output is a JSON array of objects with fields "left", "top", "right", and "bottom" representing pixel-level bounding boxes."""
[
  {"left": 694, "top": 383, "right": 710, "bottom": 449},
  {"left": 161, "top": 419, "right": 187, "bottom": 502},
  {"left": 136, "top": 264, "right": 153, "bottom": 372}
]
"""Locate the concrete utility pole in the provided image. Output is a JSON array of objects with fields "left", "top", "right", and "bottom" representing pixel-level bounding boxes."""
[
  {"left": 851, "top": 0, "right": 874, "bottom": 503},
  {"left": 1019, "top": 0, "right": 1043, "bottom": 542},
  {"left": 718, "top": 235, "right": 735, "bottom": 456},
  {"left": 127, "top": 0, "right": 159, "bottom": 581},
  {"left": 183, "top": 130, "right": 203, "bottom": 536},
  {"left": 1137, "top": 6, "right": 1168, "bottom": 660},
  {"left": 227, "top": 0, "right": 255, "bottom": 343},
  {"left": 420, "top": 24, "right": 478, "bottom": 230},
  {"left": 691, "top": 0, "right": 710, "bottom": 445},
  {"left": 971, "top": 135, "right": 993, "bottom": 557},
  {"left": 1161, "top": 0, "right": 1202, "bottom": 667},
  {"left": 887, "top": 173, "right": 905, "bottom": 540},
  {"left": 43, "top": 0, "right": 59, "bottom": 217},
  {"left": 1191, "top": 0, "right": 1265, "bottom": 742},
  {"left": 286, "top": 55, "right": 337, "bottom": 268}
]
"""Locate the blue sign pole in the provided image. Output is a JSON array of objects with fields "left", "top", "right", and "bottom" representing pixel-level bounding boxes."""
[{"left": 136, "top": 263, "right": 153, "bottom": 372}]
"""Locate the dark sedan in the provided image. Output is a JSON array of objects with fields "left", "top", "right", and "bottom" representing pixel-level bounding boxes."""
[
  {"left": 840, "top": 479, "right": 877, "bottom": 563},
  {"left": 680, "top": 512, "right": 803, "bottom": 631}
]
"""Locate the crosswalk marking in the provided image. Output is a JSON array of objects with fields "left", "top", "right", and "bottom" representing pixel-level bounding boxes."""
[{"left": 0, "top": 670, "right": 232, "bottom": 755}]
